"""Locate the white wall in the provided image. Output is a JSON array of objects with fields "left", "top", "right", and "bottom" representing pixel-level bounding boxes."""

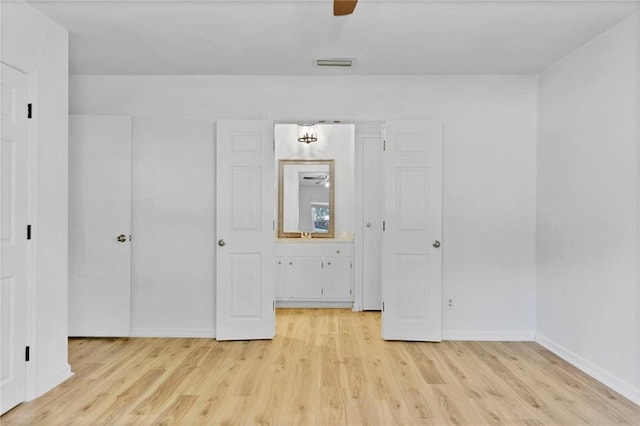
[
  {"left": 537, "top": 12, "right": 639, "bottom": 404},
  {"left": 1, "top": 2, "right": 71, "bottom": 398},
  {"left": 70, "top": 74, "right": 538, "bottom": 340}
]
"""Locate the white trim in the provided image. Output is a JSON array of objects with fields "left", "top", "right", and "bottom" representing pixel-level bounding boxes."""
[
  {"left": 443, "top": 330, "right": 535, "bottom": 341},
  {"left": 536, "top": 333, "right": 640, "bottom": 405},
  {"left": 25, "top": 69, "right": 39, "bottom": 401},
  {"left": 275, "top": 300, "right": 353, "bottom": 309},
  {"left": 130, "top": 328, "right": 216, "bottom": 338},
  {"left": 353, "top": 124, "right": 364, "bottom": 313},
  {"left": 34, "top": 364, "right": 72, "bottom": 400}
]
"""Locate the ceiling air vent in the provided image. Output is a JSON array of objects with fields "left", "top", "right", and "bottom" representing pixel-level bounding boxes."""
[{"left": 315, "top": 58, "right": 354, "bottom": 67}]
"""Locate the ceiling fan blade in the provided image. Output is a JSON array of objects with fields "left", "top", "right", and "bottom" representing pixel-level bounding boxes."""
[{"left": 334, "top": 0, "right": 358, "bottom": 16}]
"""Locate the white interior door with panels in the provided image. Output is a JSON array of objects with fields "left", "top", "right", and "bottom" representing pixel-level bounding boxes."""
[
  {"left": 0, "top": 64, "right": 29, "bottom": 415},
  {"left": 69, "top": 115, "right": 132, "bottom": 337},
  {"left": 216, "top": 120, "right": 275, "bottom": 340},
  {"left": 381, "top": 120, "right": 443, "bottom": 342}
]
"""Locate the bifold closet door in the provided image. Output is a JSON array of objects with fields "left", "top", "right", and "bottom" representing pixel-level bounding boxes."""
[
  {"left": 69, "top": 115, "right": 132, "bottom": 337},
  {"left": 381, "top": 120, "right": 443, "bottom": 342}
]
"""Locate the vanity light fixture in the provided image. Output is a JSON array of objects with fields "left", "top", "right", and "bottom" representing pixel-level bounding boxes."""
[{"left": 297, "top": 124, "right": 318, "bottom": 144}]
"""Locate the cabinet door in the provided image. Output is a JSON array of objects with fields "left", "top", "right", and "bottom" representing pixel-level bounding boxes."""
[
  {"left": 322, "top": 258, "right": 353, "bottom": 300},
  {"left": 286, "top": 258, "right": 322, "bottom": 299}
]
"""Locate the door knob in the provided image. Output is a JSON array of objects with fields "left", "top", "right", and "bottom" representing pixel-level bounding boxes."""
[
  {"left": 432, "top": 240, "right": 441, "bottom": 248},
  {"left": 117, "top": 234, "right": 127, "bottom": 243},
  {"left": 218, "top": 239, "right": 226, "bottom": 247},
  {"left": 366, "top": 223, "right": 372, "bottom": 228}
]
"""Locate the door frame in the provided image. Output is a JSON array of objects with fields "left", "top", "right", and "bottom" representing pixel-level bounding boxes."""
[
  {"left": 1, "top": 62, "right": 39, "bottom": 402},
  {"left": 270, "top": 120, "right": 385, "bottom": 314}
]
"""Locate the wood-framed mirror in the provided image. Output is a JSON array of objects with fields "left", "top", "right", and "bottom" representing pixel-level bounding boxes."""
[{"left": 278, "top": 159, "right": 335, "bottom": 238}]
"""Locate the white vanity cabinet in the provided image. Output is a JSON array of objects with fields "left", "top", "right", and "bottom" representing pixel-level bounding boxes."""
[{"left": 276, "top": 242, "right": 353, "bottom": 306}]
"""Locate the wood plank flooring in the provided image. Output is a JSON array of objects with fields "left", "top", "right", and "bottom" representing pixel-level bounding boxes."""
[{"left": 2, "top": 309, "right": 639, "bottom": 425}]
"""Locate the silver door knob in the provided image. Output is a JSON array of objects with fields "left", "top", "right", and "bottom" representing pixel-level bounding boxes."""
[
  {"left": 218, "top": 239, "right": 226, "bottom": 247},
  {"left": 432, "top": 240, "right": 441, "bottom": 248},
  {"left": 366, "top": 222, "right": 372, "bottom": 228},
  {"left": 117, "top": 234, "right": 127, "bottom": 243}
]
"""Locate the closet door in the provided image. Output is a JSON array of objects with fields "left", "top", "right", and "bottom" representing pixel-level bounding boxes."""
[
  {"left": 1, "top": 63, "right": 29, "bottom": 414},
  {"left": 69, "top": 115, "right": 132, "bottom": 336},
  {"left": 216, "top": 120, "right": 275, "bottom": 340},
  {"left": 381, "top": 120, "right": 443, "bottom": 341}
]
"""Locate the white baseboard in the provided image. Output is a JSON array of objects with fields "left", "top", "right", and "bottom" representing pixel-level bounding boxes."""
[
  {"left": 34, "top": 364, "right": 73, "bottom": 400},
  {"left": 443, "top": 330, "right": 535, "bottom": 341},
  {"left": 536, "top": 333, "right": 640, "bottom": 406},
  {"left": 276, "top": 300, "right": 354, "bottom": 309},
  {"left": 130, "top": 328, "right": 216, "bottom": 338}
]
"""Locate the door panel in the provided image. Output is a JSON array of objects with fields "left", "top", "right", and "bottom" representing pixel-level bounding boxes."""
[
  {"left": 382, "top": 120, "right": 443, "bottom": 341},
  {"left": 69, "top": 115, "right": 132, "bottom": 337},
  {"left": 0, "top": 64, "right": 28, "bottom": 414},
  {"left": 216, "top": 120, "right": 274, "bottom": 340}
]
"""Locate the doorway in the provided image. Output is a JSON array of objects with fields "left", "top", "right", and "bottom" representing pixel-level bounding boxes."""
[{"left": 215, "top": 119, "right": 443, "bottom": 342}]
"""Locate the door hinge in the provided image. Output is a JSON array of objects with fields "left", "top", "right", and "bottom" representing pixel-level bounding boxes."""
[
  {"left": 27, "top": 224, "right": 32, "bottom": 240},
  {"left": 350, "top": 262, "right": 352, "bottom": 269},
  {"left": 273, "top": 139, "right": 275, "bottom": 151},
  {"left": 383, "top": 140, "right": 386, "bottom": 151},
  {"left": 382, "top": 302, "right": 385, "bottom": 312},
  {"left": 27, "top": 103, "right": 32, "bottom": 119},
  {"left": 382, "top": 221, "right": 386, "bottom": 232},
  {"left": 25, "top": 346, "right": 30, "bottom": 362},
  {"left": 273, "top": 300, "right": 275, "bottom": 311},
  {"left": 350, "top": 288, "right": 352, "bottom": 295},
  {"left": 321, "top": 261, "right": 323, "bottom": 268},
  {"left": 273, "top": 220, "right": 275, "bottom": 231},
  {"left": 321, "top": 288, "right": 324, "bottom": 295}
]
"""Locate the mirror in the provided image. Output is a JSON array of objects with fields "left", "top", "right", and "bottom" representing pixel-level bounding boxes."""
[{"left": 278, "top": 159, "right": 335, "bottom": 238}]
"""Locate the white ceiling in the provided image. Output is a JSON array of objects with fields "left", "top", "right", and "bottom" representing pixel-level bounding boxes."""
[{"left": 27, "top": 0, "right": 640, "bottom": 75}]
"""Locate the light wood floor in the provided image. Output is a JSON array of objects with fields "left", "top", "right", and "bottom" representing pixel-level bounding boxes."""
[{"left": 2, "top": 309, "right": 639, "bottom": 425}]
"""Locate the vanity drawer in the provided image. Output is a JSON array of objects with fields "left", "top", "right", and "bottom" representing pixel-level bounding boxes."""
[
  {"left": 276, "top": 244, "right": 324, "bottom": 257},
  {"left": 322, "top": 244, "right": 353, "bottom": 257}
]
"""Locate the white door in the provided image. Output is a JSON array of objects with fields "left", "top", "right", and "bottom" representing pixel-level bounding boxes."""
[
  {"left": 381, "top": 120, "right": 443, "bottom": 341},
  {"left": 0, "top": 64, "right": 29, "bottom": 414},
  {"left": 361, "top": 133, "right": 384, "bottom": 310},
  {"left": 69, "top": 115, "right": 132, "bottom": 336},
  {"left": 216, "top": 120, "right": 275, "bottom": 340}
]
